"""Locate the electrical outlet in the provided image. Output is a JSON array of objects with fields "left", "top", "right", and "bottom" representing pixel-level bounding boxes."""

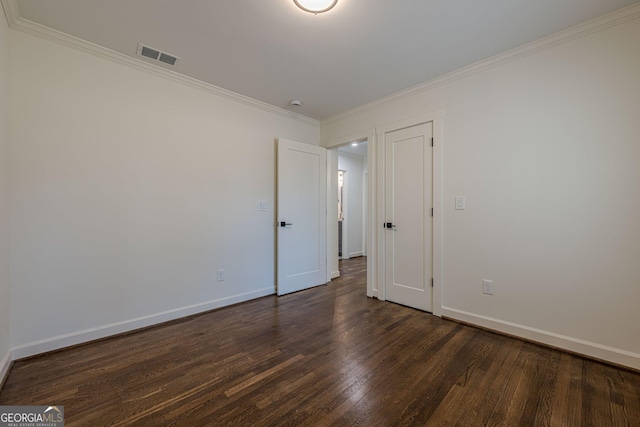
[
  {"left": 217, "top": 269, "right": 225, "bottom": 282},
  {"left": 482, "top": 279, "right": 494, "bottom": 295}
]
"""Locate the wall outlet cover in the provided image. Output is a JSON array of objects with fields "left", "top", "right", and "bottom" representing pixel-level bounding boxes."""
[{"left": 482, "top": 279, "right": 494, "bottom": 295}]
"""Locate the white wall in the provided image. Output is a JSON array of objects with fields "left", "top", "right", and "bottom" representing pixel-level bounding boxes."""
[
  {"left": 338, "top": 153, "right": 365, "bottom": 259},
  {"left": 322, "top": 15, "right": 640, "bottom": 368},
  {"left": 0, "top": 6, "right": 11, "bottom": 379},
  {"left": 8, "top": 30, "right": 319, "bottom": 356}
]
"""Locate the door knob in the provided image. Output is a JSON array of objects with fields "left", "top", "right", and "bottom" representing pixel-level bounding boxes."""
[{"left": 280, "top": 221, "right": 292, "bottom": 227}]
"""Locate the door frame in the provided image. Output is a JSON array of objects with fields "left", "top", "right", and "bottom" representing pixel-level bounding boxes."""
[
  {"left": 377, "top": 111, "right": 443, "bottom": 317},
  {"left": 325, "top": 129, "right": 376, "bottom": 298},
  {"left": 338, "top": 169, "right": 348, "bottom": 260}
]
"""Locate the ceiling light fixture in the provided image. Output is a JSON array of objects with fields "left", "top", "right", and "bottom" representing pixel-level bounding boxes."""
[{"left": 294, "top": 0, "right": 338, "bottom": 14}]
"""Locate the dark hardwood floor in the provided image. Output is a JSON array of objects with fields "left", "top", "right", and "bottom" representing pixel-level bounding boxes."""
[{"left": 1, "top": 257, "right": 639, "bottom": 426}]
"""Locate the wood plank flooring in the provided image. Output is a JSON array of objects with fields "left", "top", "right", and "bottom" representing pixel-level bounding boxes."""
[{"left": 1, "top": 257, "right": 639, "bottom": 426}]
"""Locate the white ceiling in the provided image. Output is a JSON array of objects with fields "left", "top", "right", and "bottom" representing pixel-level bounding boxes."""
[
  {"left": 13, "top": 0, "right": 640, "bottom": 120},
  {"left": 338, "top": 141, "right": 367, "bottom": 157}
]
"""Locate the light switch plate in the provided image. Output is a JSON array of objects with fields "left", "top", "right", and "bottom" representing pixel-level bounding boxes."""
[
  {"left": 455, "top": 196, "right": 465, "bottom": 210},
  {"left": 258, "top": 200, "right": 267, "bottom": 211}
]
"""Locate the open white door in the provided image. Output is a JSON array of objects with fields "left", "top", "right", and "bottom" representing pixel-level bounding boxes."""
[{"left": 277, "top": 138, "right": 327, "bottom": 295}]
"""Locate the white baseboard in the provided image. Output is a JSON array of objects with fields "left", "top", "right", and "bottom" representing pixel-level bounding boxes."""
[
  {"left": 11, "top": 287, "right": 274, "bottom": 361},
  {"left": 331, "top": 270, "right": 340, "bottom": 279},
  {"left": 441, "top": 306, "right": 640, "bottom": 370},
  {"left": 0, "top": 347, "right": 11, "bottom": 387},
  {"left": 348, "top": 251, "right": 363, "bottom": 258}
]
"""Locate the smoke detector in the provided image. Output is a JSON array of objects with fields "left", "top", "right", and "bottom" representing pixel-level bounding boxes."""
[
  {"left": 137, "top": 43, "right": 180, "bottom": 66},
  {"left": 289, "top": 100, "right": 302, "bottom": 107}
]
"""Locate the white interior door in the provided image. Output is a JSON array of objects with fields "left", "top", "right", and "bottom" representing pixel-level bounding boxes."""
[
  {"left": 277, "top": 138, "right": 327, "bottom": 296},
  {"left": 384, "top": 122, "right": 433, "bottom": 311}
]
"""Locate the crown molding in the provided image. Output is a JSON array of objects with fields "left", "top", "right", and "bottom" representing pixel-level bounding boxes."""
[
  {"left": 4, "top": 0, "right": 639, "bottom": 128},
  {"left": 0, "top": 0, "right": 319, "bottom": 127},
  {"left": 0, "top": 0, "right": 17, "bottom": 26},
  {"left": 322, "top": 2, "right": 640, "bottom": 126}
]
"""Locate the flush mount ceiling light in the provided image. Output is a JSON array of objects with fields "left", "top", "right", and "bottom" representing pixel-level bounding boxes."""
[{"left": 294, "top": 0, "right": 338, "bottom": 14}]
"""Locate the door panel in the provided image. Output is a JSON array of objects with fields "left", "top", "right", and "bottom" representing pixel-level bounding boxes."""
[
  {"left": 384, "top": 123, "right": 433, "bottom": 311},
  {"left": 277, "top": 138, "right": 327, "bottom": 296}
]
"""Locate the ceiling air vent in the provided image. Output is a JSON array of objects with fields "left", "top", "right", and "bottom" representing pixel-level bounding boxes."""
[{"left": 137, "top": 43, "right": 179, "bottom": 66}]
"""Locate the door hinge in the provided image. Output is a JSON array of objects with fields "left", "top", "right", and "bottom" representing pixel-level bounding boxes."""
[
  {"left": 431, "top": 278, "right": 434, "bottom": 287},
  {"left": 431, "top": 208, "right": 433, "bottom": 217},
  {"left": 431, "top": 137, "right": 434, "bottom": 147}
]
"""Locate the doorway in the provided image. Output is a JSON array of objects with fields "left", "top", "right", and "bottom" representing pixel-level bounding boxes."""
[
  {"left": 328, "top": 140, "right": 368, "bottom": 279},
  {"left": 324, "top": 113, "right": 442, "bottom": 313}
]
